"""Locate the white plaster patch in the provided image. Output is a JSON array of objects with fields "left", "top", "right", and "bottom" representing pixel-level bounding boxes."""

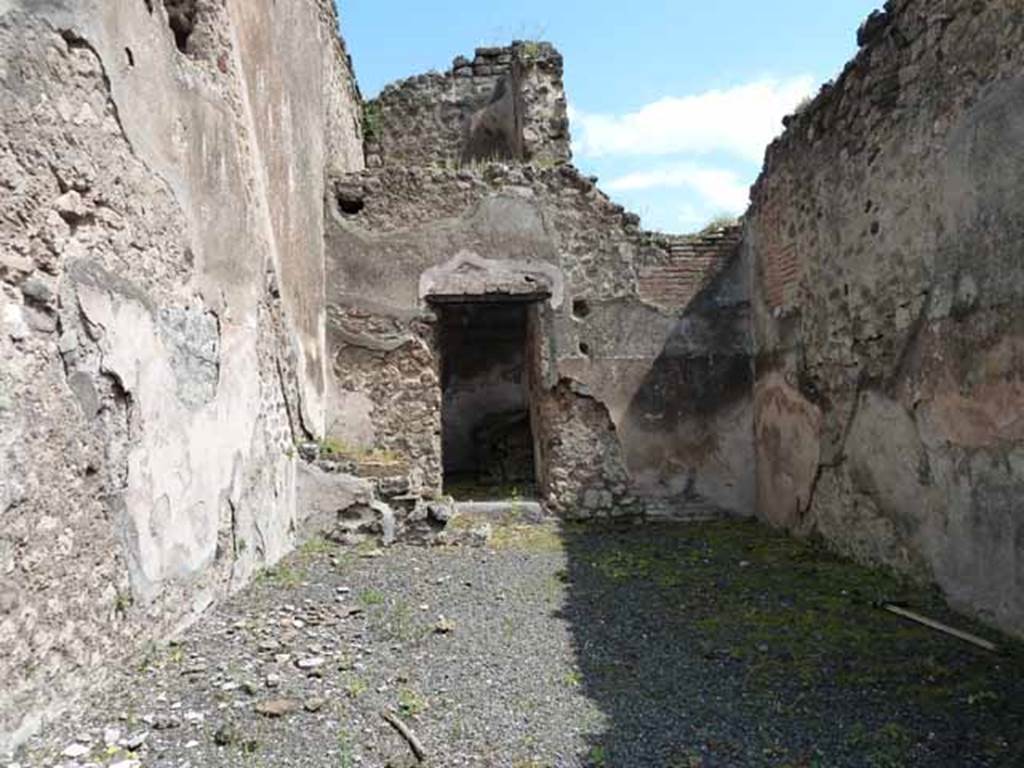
[
  {"left": 76, "top": 280, "right": 294, "bottom": 601},
  {"left": 326, "top": 390, "right": 376, "bottom": 450},
  {"left": 1, "top": 300, "right": 28, "bottom": 341}
]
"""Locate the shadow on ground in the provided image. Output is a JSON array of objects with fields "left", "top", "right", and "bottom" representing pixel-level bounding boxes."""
[{"left": 556, "top": 519, "right": 1024, "bottom": 768}]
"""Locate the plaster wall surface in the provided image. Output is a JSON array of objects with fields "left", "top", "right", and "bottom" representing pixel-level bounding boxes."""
[
  {"left": 746, "top": 0, "right": 1024, "bottom": 637},
  {"left": 0, "top": 0, "right": 362, "bottom": 751}
]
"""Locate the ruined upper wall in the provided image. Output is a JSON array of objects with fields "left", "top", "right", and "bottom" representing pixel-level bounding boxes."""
[
  {"left": 745, "top": 0, "right": 1024, "bottom": 637},
  {"left": 365, "top": 42, "right": 571, "bottom": 169},
  {"left": 0, "top": 0, "right": 362, "bottom": 752}
]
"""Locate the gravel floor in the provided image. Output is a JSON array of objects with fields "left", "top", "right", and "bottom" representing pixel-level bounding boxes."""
[{"left": 16, "top": 518, "right": 1024, "bottom": 768}]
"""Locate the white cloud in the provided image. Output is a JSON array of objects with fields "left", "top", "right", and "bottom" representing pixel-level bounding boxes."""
[
  {"left": 605, "top": 164, "right": 751, "bottom": 213},
  {"left": 570, "top": 76, "right": 816, "bottom": 163},
  {"left": 676, "top": 203, "right": 708, "bottom": 233}
]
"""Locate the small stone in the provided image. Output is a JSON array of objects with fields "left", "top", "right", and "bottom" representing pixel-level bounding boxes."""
[
  {"left": 468, "top": 524, "right": 492, "bottom": 546},
  {"left": 241, "top": 680, "right": 259, "bottom": 696},
  {"left": 213, "top": 723, "right": 237, "bottom": 746},
  {"left": 434, "top": 615, "right": 456, "bottom": 635},
  {"left": 303, "top": 697, "right": 326, "bottom": 713},
  {"left": 20, "top": 276, "right": 55, "bottom": 306},
  {"left": 103, "top": 727, "right": 122, "bottom": 746},
  {"left": 296, "top": 656, "right": 325, "bottom": 670},
  {"left": 255, "top": 698, "right": 301, "bottom": 718},
  {"left": 427, "top": 500, "right": 454, "bottom": 523},
  {"left": 124, "top": 730, "right": 149, "bottom": 751},
  {"left": 53, "top": 190, "right": 88, "bottom": 222},
  {"left": 153, "top": 714, "right": 181, "bottom": 730},
  {"left": 62, "top": 742, "right": 90, "bottom": 758},
  {"left": 297, "top": 442, "right": 319, "bottom": 462},
  {"left": 265, "top": 673, "right": 281, "bottom": 688}
]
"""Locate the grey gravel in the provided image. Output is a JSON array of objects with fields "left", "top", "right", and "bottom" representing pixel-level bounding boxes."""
[{"left": 17, "top": 520, "right": 1024, "bottom": 767}]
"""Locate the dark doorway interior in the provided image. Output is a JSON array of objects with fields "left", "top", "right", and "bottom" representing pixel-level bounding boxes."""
[{"left": 438, "top": 302, "right": 537, "bottom": 499}]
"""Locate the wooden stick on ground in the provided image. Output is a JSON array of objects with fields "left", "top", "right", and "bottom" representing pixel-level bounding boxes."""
[
  {"left": 381, "top": 709, "right": 427, "bottom": 762},
  {"left": 883, "top": 604, "right": 998, "bottom": 653}
]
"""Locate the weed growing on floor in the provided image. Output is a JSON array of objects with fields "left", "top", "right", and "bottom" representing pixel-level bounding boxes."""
[
  {"left": 297, "top": 534, "right": 336, "bottom": 564},
  {"left": 337, "top": 728, "right": 356, "bottom": 768},
  {"left": 398, "top": 688, "right": 428, "bottom": 717},
  {"left": 343, "top": 676, "right": 368, "bottom": 700},
  {"left": 490, "top": 521, "right": 565, "bottom": 553},
  {"left": 259, "top": 562, "right": 302, "bottom": 589},
  {"left": 135, "top": 640, "right": 159, "bottom": 672},
  {"left": 369, "top": 598, "right": 427, "bottom": 643},
  {"left": 358, "top": 588, "right": 385, "bottom": 606}
]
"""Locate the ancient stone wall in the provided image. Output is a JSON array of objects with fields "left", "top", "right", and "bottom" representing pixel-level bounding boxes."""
[
  {"left": 365, "top": 42, "right": 571, "bottom": 169},
  {"left": 746, "top": 0, "right": 1024, "bottom": 637},
  {"left": 325, "top": 303, "right": 443, "bottom": 491},
  {"left": 0, "top": 0, "right": 362, "bottom": 751},
  {"left": 324, "top": 161, "right": 749, "bottom": 518}
]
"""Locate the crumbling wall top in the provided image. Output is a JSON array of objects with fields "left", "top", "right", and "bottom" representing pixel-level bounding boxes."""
[
  {"left": 364, "top": 41, "right": 571, "bottom": 170},
  {"left": 751, "top": 0, "right": 1019, "bottom": 214}
]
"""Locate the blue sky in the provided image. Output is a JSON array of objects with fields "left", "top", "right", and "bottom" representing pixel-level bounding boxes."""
[{"left": 338, "top": 1, "right": 881, "bottom": 233}]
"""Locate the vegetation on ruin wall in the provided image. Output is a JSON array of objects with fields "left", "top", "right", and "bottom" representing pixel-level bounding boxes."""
[
  {"left": 361, "top": 101, "right": 381, "bottom": 141},
  {"left": 318, "top": 437, "right": 402, "bottom": 466},
  {"left": 700, "top": 213, "right": 741, "bottom": 234}
]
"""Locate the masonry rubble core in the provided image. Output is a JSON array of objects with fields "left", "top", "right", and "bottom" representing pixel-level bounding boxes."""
[{"left": 0, "top": 0, "right": 1022, "bottom": 754}]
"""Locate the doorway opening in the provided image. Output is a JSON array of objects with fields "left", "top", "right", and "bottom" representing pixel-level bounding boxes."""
[{"left": 438, "top": 301, "right": 538, "bottom": 500}]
